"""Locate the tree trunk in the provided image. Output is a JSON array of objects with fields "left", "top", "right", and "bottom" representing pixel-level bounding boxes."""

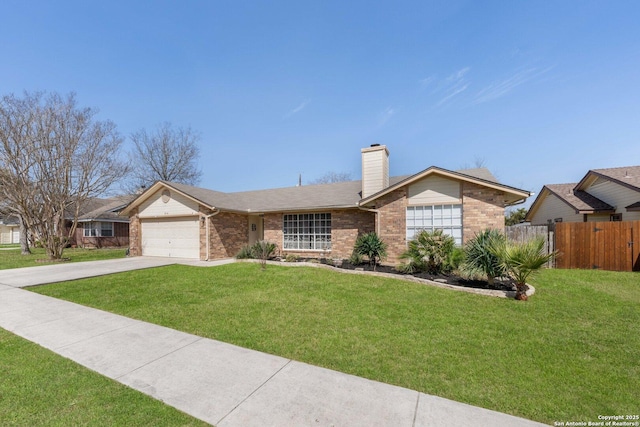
[
  {"left": 19, "top": 215, "right": 31, "bottom": 255},
  {"left": 515, "top": 282, "right": 529, "bottom": 301}
]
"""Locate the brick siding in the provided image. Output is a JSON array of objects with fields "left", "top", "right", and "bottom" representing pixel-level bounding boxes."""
[
  {"left": 461, "top": 182, "right": 506, "bottom": 240},
  {"left": 208, "top": 211, "right": 248, "bottom": 259},
  {"left": 128, "top": 208, "right": 141, "bottom": 256},
  {"left": 370, "top": 188, "right": 408, "bottom": 265},
  {"left": 368, "top": 185, "right": 507, "bottom": 264}
]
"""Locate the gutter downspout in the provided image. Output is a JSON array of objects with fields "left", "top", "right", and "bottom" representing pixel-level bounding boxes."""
[
  {"left": 204, "top": 210, "right": 221, "bottom": 261},
  {"left": 358, "top": 204, "right": 381, "bottom": 235}
]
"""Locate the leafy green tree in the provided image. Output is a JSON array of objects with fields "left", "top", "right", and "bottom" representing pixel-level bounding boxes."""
[
  {"left": 353, "top": 232, "right": 387, "bottom": 271},
  {"left": 505, "top": 207, "right": 528, "bottom": 226}
]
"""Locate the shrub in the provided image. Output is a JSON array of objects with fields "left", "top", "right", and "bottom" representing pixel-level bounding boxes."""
[
  {"left": 463, "top": 229, "right": 506, "bottom": 286},
  {"left": 353, "top": 232, "right": 387, "bottom": 271},
  {"left": 284, "top": 253, "right": 299, "bottom": 263},
  {"left": 348, "top": 250, "right": 364, "bottom": 266},
  {"left": 235, "top": 245, "right": 254, "bottom": 259},
  {"left": 492, "top": 237, "right": 555, "bottom": 300},
  {"left": 447, "top": 246, "right": 465, "bottom": 272},
  {"left": 398, "top": 229, "right": 456, "bottom": 274}
]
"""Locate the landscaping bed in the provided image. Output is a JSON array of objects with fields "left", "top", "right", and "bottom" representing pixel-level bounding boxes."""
[{"left": 278, "top": 257, "right": 518, "bottom": 293}]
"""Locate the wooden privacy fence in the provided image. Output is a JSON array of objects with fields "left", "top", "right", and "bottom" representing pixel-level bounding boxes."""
[
  {"left": 505, "top": 224, "right": 555, "bottom": 268},
  {"left": 555, "top": 221, "right": 640, "bottom": 272}
]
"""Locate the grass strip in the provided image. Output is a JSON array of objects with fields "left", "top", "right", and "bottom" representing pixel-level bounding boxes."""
[
  {"left": 0, "top": 328, "right": 209, "bottom": 426},
  {"left": 0, "top": 247, "right": 126, "bottom": 270}
]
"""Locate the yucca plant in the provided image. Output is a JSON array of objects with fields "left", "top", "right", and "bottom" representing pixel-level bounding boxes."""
[
  {"left": 251, "top": 240, "right": 277, "bottom": 270},
  {"left": 463, "top": 229, "right": 506, "bottom": 286},
  {"left": 493, "top": 237, "right": 555, "bottom": 300},
  {"left": 399, "top": 229, "right": 456, "bottom": 274},
  {"left": 353, "top": 232, "right": 387, "bottom": 271}
]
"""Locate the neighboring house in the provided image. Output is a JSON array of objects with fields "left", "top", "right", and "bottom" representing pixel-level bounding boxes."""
[
  {"left": 526, "top": 166, "right": 640, "bottom": 225},
  {"left": 0, "top": 215, "right": 20, "bottom": 244},
  {"left": 121, "top": 145, "right": 530, "bottom": 263},
  {"left": 69, "top": 195, "right": 133, "bottom": 248}
]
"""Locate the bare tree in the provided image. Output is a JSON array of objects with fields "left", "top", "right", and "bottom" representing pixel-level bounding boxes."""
[
  {"left": 127, "top": 122, "right": 202, "bottom": 191},
  {"left": 459, "top": 157, "right": 487, "bottom": 170},
  {"left": 308, "top": 171, "right": 353, "bottom": 185},
  {"left": 0, "top": 91, "right": 127, "bottom": 259}
]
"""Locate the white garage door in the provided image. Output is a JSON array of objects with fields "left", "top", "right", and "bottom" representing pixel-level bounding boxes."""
[{"left": 141, "top": 217, "right": 200, "bottom": 259}]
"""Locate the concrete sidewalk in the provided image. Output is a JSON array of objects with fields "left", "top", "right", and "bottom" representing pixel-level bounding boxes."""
[{"left": 0, "top": 259, "right": 547, "bottom": 426}]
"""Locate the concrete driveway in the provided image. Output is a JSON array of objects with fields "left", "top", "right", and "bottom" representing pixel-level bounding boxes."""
[
  {"left": 0, "top": 257, "right": 548, "bottom": 426},
  {"left": 0, "top": 256, "right": 235, "bottom": 288}
]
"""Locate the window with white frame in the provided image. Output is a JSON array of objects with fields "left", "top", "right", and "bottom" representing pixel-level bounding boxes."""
[
  {"left": 83, "top": 222, "right": 114, "bottom": 238},
  {"left": 406, "top": 205, "right": 462, "bottom": 245},
  {"left": 283, "top": 213, "right": 331, "bottom": 250}
]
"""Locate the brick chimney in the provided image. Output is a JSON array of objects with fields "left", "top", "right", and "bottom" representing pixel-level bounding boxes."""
[{"left": 361, "top": 144, "right": 389, "bottom": 198}]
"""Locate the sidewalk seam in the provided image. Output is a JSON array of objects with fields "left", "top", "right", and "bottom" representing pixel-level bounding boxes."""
[
  {"left": 52, "top": 321, "right": 142, "bottom": 351},
  {"left": 412, "top": 392, "right": 420, "bottom": 427},
  {"left": 114, "top": 336, "right": 205, "bottom": 380},
  {"left": 216, "top": 359, "right": 293, "bottom": 425}
]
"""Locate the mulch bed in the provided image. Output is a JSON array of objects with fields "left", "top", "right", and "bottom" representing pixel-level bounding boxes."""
[{"left": 278, "top": 258, "right": 517, "bottom": 292}]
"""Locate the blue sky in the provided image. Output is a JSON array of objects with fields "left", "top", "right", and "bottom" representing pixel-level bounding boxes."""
[{"left": 2, "top": 1, "right": 640, "bottom": 207}]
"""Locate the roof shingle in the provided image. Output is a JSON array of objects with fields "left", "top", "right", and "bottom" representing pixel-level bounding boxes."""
[{"left": 544, "top": 183, "right": 614, "bottom": 213}]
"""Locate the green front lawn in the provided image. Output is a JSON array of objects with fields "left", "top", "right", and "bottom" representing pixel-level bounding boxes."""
[
  {"left": 0, "top": 247, "right": 126, "bottom": 270},
  {"left": 0, "top": 328, "right": 208, "bottom": 426},
  {"left": 31, "top": 264, "right": 639, "bottom": 424}
]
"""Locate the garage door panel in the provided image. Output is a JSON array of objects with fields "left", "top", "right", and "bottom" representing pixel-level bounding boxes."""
[{"left": 141, "top": 217, "right": 200, "bottom": 259}]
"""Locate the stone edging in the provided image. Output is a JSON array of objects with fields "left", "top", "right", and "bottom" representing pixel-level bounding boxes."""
[{"left": 238, "top": 259, "right": 535, "bottom": 299}]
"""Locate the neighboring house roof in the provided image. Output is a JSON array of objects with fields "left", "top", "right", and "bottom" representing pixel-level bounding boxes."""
[
  {"left": 122, "top": 166, "right": 529, "bottom": 216},
  {"left": 626, "top": 201, "right": 640, "bottom": 211},
  {"left": 0, "top": 215, "right": 19, "bottom": 226},
  {"left": 526, "top": 165, "right": 640, "bottom": 222},
  {"left": 528, "top": 183, "right": 614, "bottom": 217},
  {"left": 76, "top": 195, "right": 135, "bottom": 222},
  {"left": 575, "top": 165, "right": 640, "bottom": 193}
]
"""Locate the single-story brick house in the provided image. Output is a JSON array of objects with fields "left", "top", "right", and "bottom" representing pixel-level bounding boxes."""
[
  {"left": 526, "top": 165, "right": 640, "bottom": 225},
  {"left": 121, "top": 145, "right": 530, "bottom": 264},
  {"left": 69, "top": 196, "right": 132, "bottom": 248}
]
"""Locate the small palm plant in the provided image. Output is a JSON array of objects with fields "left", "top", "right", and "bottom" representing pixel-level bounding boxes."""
[
  {"left": 399, "top": 229, "right": 456, "bottom": 274},
  {"left": 493, "top": 237, "right": 555, "bottom": 300},
  {"left": 463, "top": 229, "right": 506, "bottom": 286},
  {"left": 353, "top": 232, "right": 387, "bottom": 271}
]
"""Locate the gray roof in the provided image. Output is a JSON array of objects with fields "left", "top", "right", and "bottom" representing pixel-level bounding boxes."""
[
  {"left": 168, "top": 176, "right": 405, "bottom": 212},
  {"left": 584, "top": 165, "right": 640, "bottom": 192},
  {"left": 0, "top": 215, "right": 19, "bottom": 226},
  {"left": 543, "top": 183, "right": 614, "bottom": 213},
  {"left": 77, "top": 195, "right": 135, "bottom": 221},
  {"left": 164, "top": 167, "right": 511, "bottom": 213}
]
